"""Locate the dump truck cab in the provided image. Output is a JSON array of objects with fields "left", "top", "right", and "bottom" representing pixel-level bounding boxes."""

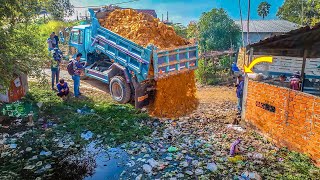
[{"left": 69, "top": 24, "right": 92, "bottom": 62}]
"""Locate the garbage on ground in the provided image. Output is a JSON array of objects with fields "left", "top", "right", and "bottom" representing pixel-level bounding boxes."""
[
  {"left": 227, "top": 124, "right": 246, "bottom": 132},
  {"left": 81, "top": 131, "right": 93, "bottom": 140},
  {"left": 77, "top": 105, "right": 95, "bottom": 115},
  {"left": 230, "top": 138, "right": 241, "bottom": 156},
  {"left": 39, "top": 150, "right": 52, "bottom": 156},
  {"left": 228, "top": 155, "right": 244, "bottom": 163},
  {"left": 167, "top": 146, "right": 178, "bottom": 153},
  {"left": 1, "top": 102, "right": 28, "bottom": 118},
  {"left": 9, "top": 144, "right": 17, "bottom": 149}
]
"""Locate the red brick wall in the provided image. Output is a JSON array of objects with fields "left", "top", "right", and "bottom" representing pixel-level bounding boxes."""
[{"left": 245, "top": 80, "right": 320, "bottom": 166}]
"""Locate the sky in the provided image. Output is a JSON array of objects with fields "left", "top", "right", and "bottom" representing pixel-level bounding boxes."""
[{"left": 70, "top": 0, "right": 285, "bottom": 25}]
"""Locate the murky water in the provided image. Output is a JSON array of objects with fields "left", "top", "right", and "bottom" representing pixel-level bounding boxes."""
[{"left": 83, "top": 143, "right": 129, "bottom": 180}]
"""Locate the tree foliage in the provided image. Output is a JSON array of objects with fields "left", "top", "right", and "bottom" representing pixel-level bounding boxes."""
[
  {"left": 45, "top": 0, "right": 74, "bottom": 20},
  {"left": 258, "top": 1, "right": 271, "bottom": 19},
  {"left": 172, "top": 23, "right": 187, "bottom": 38},
  {"left": 198, "top": 8, "right": 240, "bottom": 52},
  {"left": 277, "top": 0, "right": 320, "bottom": 26},
  {"left": 187, "top": 21, "right": 198, "bottom": 39}
]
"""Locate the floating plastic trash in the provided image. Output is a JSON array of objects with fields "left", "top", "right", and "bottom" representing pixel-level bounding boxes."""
[{"left": 81, "top": 131, "right": 93, "bottom": 140}]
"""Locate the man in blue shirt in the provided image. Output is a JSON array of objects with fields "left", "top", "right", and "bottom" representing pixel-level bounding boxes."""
[
  {"left": 72, "top": 53, "right": 86, "bottom": 97},
  {"left": 57, "top": 79, "right": 69, "bottom": 98},
  {"left": 236, "top": 75, "right": 244, "bottom": 114},
  {"left": 231, "top": 62, "right": 240, "bottom": 75}
]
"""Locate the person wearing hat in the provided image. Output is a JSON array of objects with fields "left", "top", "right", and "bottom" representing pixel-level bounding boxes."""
[
  {"left": 235, "top": 75, "right": 244, "bottom": 114},
  {"left": 51, "top": 48, "right": 63, "bottom": 90},
  {"left": 290, "top": 72, "right": 301, "bottom": 91},
  {"left": 72, "top": 53, "right": 87, "bottom": 97}
]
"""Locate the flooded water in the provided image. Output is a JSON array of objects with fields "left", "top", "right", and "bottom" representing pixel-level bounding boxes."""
[{"left": 84, "top": 143, "right": 130, "bottom": 180}]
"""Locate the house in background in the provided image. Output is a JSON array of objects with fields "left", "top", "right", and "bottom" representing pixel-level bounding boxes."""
[
  {"left": 235, "top": 20, "right": 299, "bottom": 46},
  {"left": 135, "top": 9, "right": 157, "bottom": 18}
]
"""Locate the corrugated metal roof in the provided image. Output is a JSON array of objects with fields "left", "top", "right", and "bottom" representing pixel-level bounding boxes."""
[
  {"left": 235, "top": 20, "right": 299, "bottom": 33},
  {"left": 248, "top": 23, "right": 320, "bottom": 57}
]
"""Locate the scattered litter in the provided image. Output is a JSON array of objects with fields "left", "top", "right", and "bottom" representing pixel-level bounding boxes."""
[
  {"left": 206, "top": 162, "right": 218, "bottom": 172},
  {"left": 167, "top": 146, "right": 178, "bottom": 153},
  {"left": 9, "top": 144, "right": 17, "bottom": 149},
  {"left": 36, "top": 161, "right": 43, "bottom": 167},
  {"left": 230, "top": 138, "right": 241, "bottom": 156},
  {"left": 26, "top": 147, "right": 32, "bottom": 152},
  {"left": 77, "top": 105, "right": 95, "bottom": 115},
  {"left": 228, "top": 155, "right": 244, "bottom": 163},
  {"left": 142, "top": 164, "right": 152, "bottom": 174},
  {"left": 81, "top": 131, "right": 93, "bottom": 140},
  {"left": 23, "top": 165, "right": 36, "bottom": 170},
  {"left": 39, "top": 151, "right": 52, "bottom": 156},
  {"left": 227, "top": 124, "right": 246, "bottom": 132}
]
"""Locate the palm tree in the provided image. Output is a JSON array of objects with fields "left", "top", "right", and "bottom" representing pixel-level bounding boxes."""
[{"left": 258, "top": 1, "right": 271, "bottom": 19}]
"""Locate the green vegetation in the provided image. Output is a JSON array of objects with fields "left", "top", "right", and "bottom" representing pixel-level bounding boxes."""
[
  {"left": 258, "top": 1, "right": 271, "bottom": 19},
  {"left": 0, "top": 0, "right": 76, "bottom": 89},
  {"left": 25, "top": 82, "right": 152, "bottom": 145},
  {"left": 277, "top": 0, "right": 320, "bottom": 26},
  {"left": 196, "top": 55, "right": 233, "bottom": 85},
  {"left": 198, "top": 8, "right": 240, "bottom": 52}
]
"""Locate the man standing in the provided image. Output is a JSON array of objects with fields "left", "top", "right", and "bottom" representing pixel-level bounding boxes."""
[
  {"left": 51, "top": 48, "right": 62, "bottom": 90},
  {"left": 236, "top": 75, "right": 244, "bottom": 114},
  {"left": 71, "top": 53, "right": 86, "bottom": 97},
  {"left": 52, "top": 32, "right": 59, "bottom": 48}
]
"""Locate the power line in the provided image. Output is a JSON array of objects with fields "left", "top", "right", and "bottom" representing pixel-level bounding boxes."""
[{"left": 73, "top": 0, "right": 140, "bottom": 8}]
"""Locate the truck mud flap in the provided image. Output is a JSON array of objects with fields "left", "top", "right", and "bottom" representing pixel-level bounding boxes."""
[
  {"left": 132, "top": 77, "right": 154, "bottom": 109},
  {"left": 135, "top": 83, "right": 150, "bottom": 109}
]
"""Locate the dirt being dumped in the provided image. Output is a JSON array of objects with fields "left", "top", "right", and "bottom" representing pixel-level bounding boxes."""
[
  {"left": 99, "top": 9, "right": 198, "bottom": 118},
  {"left": 100, "top": 9, "right": 189, "bottom": 49},
  {"left": 149, "top": 71, "right": 199, "bottom": 118}
]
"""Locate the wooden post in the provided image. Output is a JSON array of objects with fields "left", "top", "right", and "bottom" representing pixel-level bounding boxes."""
[
  {"left": 241, "top": 47, "right": 253, "bottom": 122},
  {"left": 301, "top": 49, "right": 308, "bottom": 92}
]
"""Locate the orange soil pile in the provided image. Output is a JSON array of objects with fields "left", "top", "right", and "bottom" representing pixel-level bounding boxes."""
[
  {"left": 99, "top": 9, "right": 188, "bottom": 49},
  {"left": 148, "top": 71, "right": 199, "bottom": 118}
]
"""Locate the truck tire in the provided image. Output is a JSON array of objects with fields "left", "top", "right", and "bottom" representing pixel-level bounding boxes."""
[{"left": 110, "top": 76, "right": 131, "bottom": 104}]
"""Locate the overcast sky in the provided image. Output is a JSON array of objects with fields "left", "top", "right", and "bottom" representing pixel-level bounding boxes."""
[{"left": 70, "top": 0, "right": 285, "bottom": 25}]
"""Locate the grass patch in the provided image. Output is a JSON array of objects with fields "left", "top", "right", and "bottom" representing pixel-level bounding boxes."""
[{"left": 25, "top": 82, "right": 152, "bottom": 145}]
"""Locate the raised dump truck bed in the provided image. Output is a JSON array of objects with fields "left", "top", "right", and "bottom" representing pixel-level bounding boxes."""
[{"left": 68, "top": 8, "right": 198, "bottom": 108}]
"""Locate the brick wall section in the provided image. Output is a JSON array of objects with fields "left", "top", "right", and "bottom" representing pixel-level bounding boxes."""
[{"left": 245, "top": 80, "right": 320, "bottom": 166}]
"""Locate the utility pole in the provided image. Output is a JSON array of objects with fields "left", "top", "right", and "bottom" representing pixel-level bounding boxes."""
[
  {"left": 301, "top": 0, "right": 304, "bottom": 26},
  {"left": 238, "top": 0, "right": 245, "bottom": 47},
  {"left": 247, "top": 0, "right": 251, "bottom": 45}
]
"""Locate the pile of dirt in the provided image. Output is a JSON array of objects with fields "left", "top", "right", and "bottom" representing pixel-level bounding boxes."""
[
  {"left": 148, "top": 71, "right": 199, "bottom": 118},
  {"left": 99, "top": 9, "right": 189, "bottom": 49}
]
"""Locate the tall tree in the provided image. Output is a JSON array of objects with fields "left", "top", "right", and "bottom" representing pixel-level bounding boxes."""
[
  {"left": 46, "top": 0, "right": 74, "bottom": 20},
  {"left": 277, "top": 0, "right": 320, "bottom": 26},
  {"left": 198, "top": 8, "right": 240, "bottom": 52},
  {"left": 258, "top": 1, "right": 271, "bottom": 19},
  {"left": 0, "top": 0, "right": 47, "bottom": 88}
]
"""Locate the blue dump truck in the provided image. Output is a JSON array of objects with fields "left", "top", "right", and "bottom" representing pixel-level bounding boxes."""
[{"left": 68, "top": 8, "right": 198, "bottom": 108}]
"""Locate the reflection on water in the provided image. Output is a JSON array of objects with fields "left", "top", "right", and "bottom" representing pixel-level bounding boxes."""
[{"left": 84, "top": 142, "right": 129, "bottom": 180}]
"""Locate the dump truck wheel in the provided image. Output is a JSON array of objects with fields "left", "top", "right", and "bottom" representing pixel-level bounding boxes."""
[{"left": 110, "top": 76, "right": 131, "bottom": 104}]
